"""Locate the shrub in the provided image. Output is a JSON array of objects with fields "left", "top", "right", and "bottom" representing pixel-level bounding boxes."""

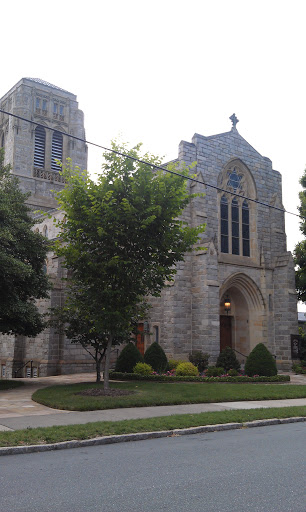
[
  {"left": 109, "top": 371, "right": 290, "bottom": 383},
  {"left": 133, "top": 362, "right": 153, "bottom": 376},
  {"left": 188, "top": 351, "right": 209, "bottom": 373},
  {"left": 144, "top": 342, "right": 168, "bottom": 373},
  {"left": 206, "top": 366, "right": 224, "bottom": 377},
  {"left": 292, "top": 363, "right": 303, "bottom": 374},
  {"left": 167, "top": 359, "right": 182, "bottom": 370},
  {"left": 115, "top": 342, "right": 143, "bottom": 373},
  {"left": 228, "top": 368, "right": 239, "bottom": 376},
  {"left": 245, "top": 343, "right": 277, "bottom": 376},
  {"left": 216, "top": 347, "right": 241, "bottom": 372},
  {"left": 176, "top": 362, "right": 199, "bottom": 376}
]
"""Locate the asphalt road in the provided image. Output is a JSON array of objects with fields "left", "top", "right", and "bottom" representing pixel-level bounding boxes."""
[{"left": 0, "top": 423, "right": 305, "bottom": 512}]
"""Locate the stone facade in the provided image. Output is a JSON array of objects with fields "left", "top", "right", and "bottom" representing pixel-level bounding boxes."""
[
  {"left": 144, "top": 122, "right": 298, "bottom": 370},
  {"left": 0, "top": 78, "right": 87, "bottom": 211},
  {"left": 0, "top": 79, "right": 298, "bottom": 377},
  {"left": 0, "top": 79, "right": 94, "bottom": 378}
]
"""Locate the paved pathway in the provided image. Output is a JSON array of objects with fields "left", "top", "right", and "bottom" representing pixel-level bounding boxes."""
[{"left": 0, "top": 372, "right": 305, "bottom": 432}]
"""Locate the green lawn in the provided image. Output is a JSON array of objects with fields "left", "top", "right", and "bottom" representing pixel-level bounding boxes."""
[
  {"left": 0, "top": 380, "right": 23, "bottom": 391},
  {"left": 0, "top": 406, "right": 305, "bottom": 448},
  {"left": 32, "top": 381, "right": 306, "bottom": 411}
]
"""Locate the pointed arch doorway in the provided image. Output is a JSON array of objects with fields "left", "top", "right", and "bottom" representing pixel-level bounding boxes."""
[{"left": 220, "top": 273, "right": 265, "bottom": 361}]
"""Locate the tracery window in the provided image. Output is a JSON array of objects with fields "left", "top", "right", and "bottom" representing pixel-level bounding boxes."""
[
  {"left": 220, "top": 196, "right": 229, "bottom": 253},
  {"left": 242, "top": 200, "right": 250, "bottom": 256},
  {"left": 219, "top": 162, "right": 255, "bottom": 258}
]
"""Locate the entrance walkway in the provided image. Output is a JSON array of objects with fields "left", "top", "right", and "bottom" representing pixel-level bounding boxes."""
[{"left": 0, "top": 372, "right": 305, "bottom": 432}]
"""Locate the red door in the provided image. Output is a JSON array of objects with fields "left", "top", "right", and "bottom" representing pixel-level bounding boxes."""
[
  {"left": 220, "top": 315, "right": 232, "bottom": 352},
  {"left": 136, "top": 323, "right": 145, "bottom": 356}
]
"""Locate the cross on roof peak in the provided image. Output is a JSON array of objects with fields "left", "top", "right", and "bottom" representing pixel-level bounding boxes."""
[{"left": 230, "top": 113, "right": 239, "bottom": 129}]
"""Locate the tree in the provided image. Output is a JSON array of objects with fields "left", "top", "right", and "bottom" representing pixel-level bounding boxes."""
[
  {"left": 54, "top": 142, "right": 205, "bottom": 390},
  {"left": 52, "top": 288, "right": 147, "bottom": 382},
  {"left": 0, "top": 149, "right": 50, "bottom": 336},
  {"left": 294, "top": 168, "right": 306, "bottom": 301}
]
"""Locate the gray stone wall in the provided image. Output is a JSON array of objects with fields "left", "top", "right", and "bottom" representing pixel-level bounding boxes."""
[{"left": 147, "top": 126, "right": 298, "bottom": 370}]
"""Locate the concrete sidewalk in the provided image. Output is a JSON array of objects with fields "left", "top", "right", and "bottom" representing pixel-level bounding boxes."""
[{"left": 1, "top": 372, "right": 305, "bottom": 432}]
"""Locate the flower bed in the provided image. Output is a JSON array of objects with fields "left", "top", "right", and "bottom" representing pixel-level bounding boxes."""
[{"left": 109, "top": 372, "right": 290, "bottom": 383}]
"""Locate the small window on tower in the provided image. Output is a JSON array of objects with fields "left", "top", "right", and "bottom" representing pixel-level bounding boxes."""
[
  {"left": 42, "top": 100, "right": 47, "bottom": 114},
  {"left": 35, "top": 98, "right": 41, "bottom": 113}
]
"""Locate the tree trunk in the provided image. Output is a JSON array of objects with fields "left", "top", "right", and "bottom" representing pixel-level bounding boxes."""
[
  {"left": 103, "top": 335, "right": 113, "bottom": 391},
  {"left": 95, "top": 358, "right": 101, "bottom": 383}
]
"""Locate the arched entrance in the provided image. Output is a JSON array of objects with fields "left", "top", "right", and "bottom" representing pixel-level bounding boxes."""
[{"left": 219, "top": 273, "right": 265, "bottom": 361}]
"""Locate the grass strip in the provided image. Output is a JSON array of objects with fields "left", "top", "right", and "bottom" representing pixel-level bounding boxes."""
[
  {"left": 32, "top": 382, "right": 306, "bottom": 411},
  {"left": 0, "top": 406, "right": 305, "bottom": 447}
]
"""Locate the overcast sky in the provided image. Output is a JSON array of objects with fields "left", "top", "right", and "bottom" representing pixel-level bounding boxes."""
[{"left": 2, "top": 0, "right": 306, "bottom": 256}]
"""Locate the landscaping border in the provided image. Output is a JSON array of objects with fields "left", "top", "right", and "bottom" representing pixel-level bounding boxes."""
[{"left": 109, "top": 372, "right": 290, "bottom": 383}]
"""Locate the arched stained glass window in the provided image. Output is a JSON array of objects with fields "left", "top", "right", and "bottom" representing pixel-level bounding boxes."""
[
  {"left": 242, "top": 200, "right": 250, "bottom": 256},
  {"left": 231, "top": 198, "right": 239, "bottom": 255},
  {"left": 220, "top": 195, "right": 229, "bottom": 253},
  {"left": 34, "top": 126, "right": 45, "bottom": 168},
  {"left": 51, "top": 131, "right": 63, "bottom": 171}
]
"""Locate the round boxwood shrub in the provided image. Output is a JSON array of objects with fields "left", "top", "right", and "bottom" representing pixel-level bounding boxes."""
[
  {"left": 144, "top": 342, "right": 168, "bottom": 373},
  {"left": 133, "top": 362, "right": 153, "bottom": 376},
  {"left": 188, "top": 351, "right": 209, "bottom": 373},
  {"left": 167, "top": 359, "right": 182, "bottom": 371},
  {"left": 206, "top": 366, "right": 224, "bottom": 377},
  {"left": 115, "top": 342, "right": 143, "bottom": 373},
  {"left": 245, "top": 343, "right": 277, "bottom": 376},
  {"left": 216, "top": 347, "right": 241, "bottom": 373},
  {"left": 176, "top": 362, "right": 198, "bottom": 376}
]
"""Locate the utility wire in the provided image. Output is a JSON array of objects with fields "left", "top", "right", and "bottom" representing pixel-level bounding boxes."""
[{"left": 0, "top": 108, "right": 303, "bottom": 220}]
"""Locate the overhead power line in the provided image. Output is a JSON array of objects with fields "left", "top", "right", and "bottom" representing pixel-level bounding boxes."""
[{"left": 0, "top": 108, "right": 303, "bottom": 220}]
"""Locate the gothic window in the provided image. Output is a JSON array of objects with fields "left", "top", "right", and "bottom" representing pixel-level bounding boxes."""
[
  {"left": 35, "top": 98, "right": 41, "bottom": 114},
  {"left": 242, "top": 200, "right": 250, "bottom": 256},
  {"left": 1, "top": 132, "right": 4, "bottom": 148},
  {"left": 34, "top": 126, "right": 45, "bottom": 168},
  {"left": 42, "top": 99, "right": 48, "bottom": 115},
  {"left": 231, "top": 198, "right": 239, "bottom": 255},
  {"left": 220, "top": 195, "right": 229, "bottom": 253},
  {"left": 51, "top": 131, "right": 63, "bottom": 171},
  {"left": 227, "top": 168, "right": 242, "bottom": 193}
]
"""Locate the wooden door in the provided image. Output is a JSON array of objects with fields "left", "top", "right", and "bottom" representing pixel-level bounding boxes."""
[
  {"left": 220, "top": 315, "right": 232, "bottom": 352},
  {"left": 136, "top": 323, "right": 145, "bottom": 356}
]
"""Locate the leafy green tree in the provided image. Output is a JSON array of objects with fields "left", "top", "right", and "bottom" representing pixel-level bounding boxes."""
[
  {"left": 294, "top": 168, "right": 306, "bottom": 301},
  {"left": 52, "top": 290, "right": 146, "bottom": 382},
  {"left": 0, "top": 149, "right": 50, "bottom": 336},
  {"left": 54, "top": 142, "right": 205, "bottom": 390}
]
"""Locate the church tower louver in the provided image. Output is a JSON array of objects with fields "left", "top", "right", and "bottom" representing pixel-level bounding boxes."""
[{"left": 0, "top": 78, "right": 87, "bottom": 211}]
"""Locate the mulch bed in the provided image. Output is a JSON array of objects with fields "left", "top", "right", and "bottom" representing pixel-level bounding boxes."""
[{"left": 76, "top": 389, "right": 134, "bottom": 397}]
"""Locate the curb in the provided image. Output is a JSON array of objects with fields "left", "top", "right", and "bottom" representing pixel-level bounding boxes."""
[{"left": 0, "top": 416, "right": 305, "bottom": 456}]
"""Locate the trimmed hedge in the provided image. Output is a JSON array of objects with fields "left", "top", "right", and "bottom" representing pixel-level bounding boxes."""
[
  {"left": 216, "top": 347, "right": 241, "bottom": 372},
  {"left": 115, "top": 343, "right": 143, "bottom": 373},
  {"left": 176, "top": 362, "right": 198, "bottom": 376},
  {"left": 144, "top": 342, "right": 168, "bottom": 373},
  {"left": 133, "top": 362, "right": 153, "bottom": 376},
  {"left": 245, "top": 343, "right": 277, "bottom": 377},
  {"left": 109, "top": 371, "right": 290, "bottom": 383}
]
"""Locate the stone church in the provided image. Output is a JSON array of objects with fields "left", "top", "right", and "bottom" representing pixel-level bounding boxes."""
[{"left": 0, "top": 78, "right": 298, "bottom": 378}]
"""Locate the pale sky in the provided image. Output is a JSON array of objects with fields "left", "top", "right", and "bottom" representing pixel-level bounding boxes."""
[{"left": 2, "top": 0, "right": 306, "bottom": 291}]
